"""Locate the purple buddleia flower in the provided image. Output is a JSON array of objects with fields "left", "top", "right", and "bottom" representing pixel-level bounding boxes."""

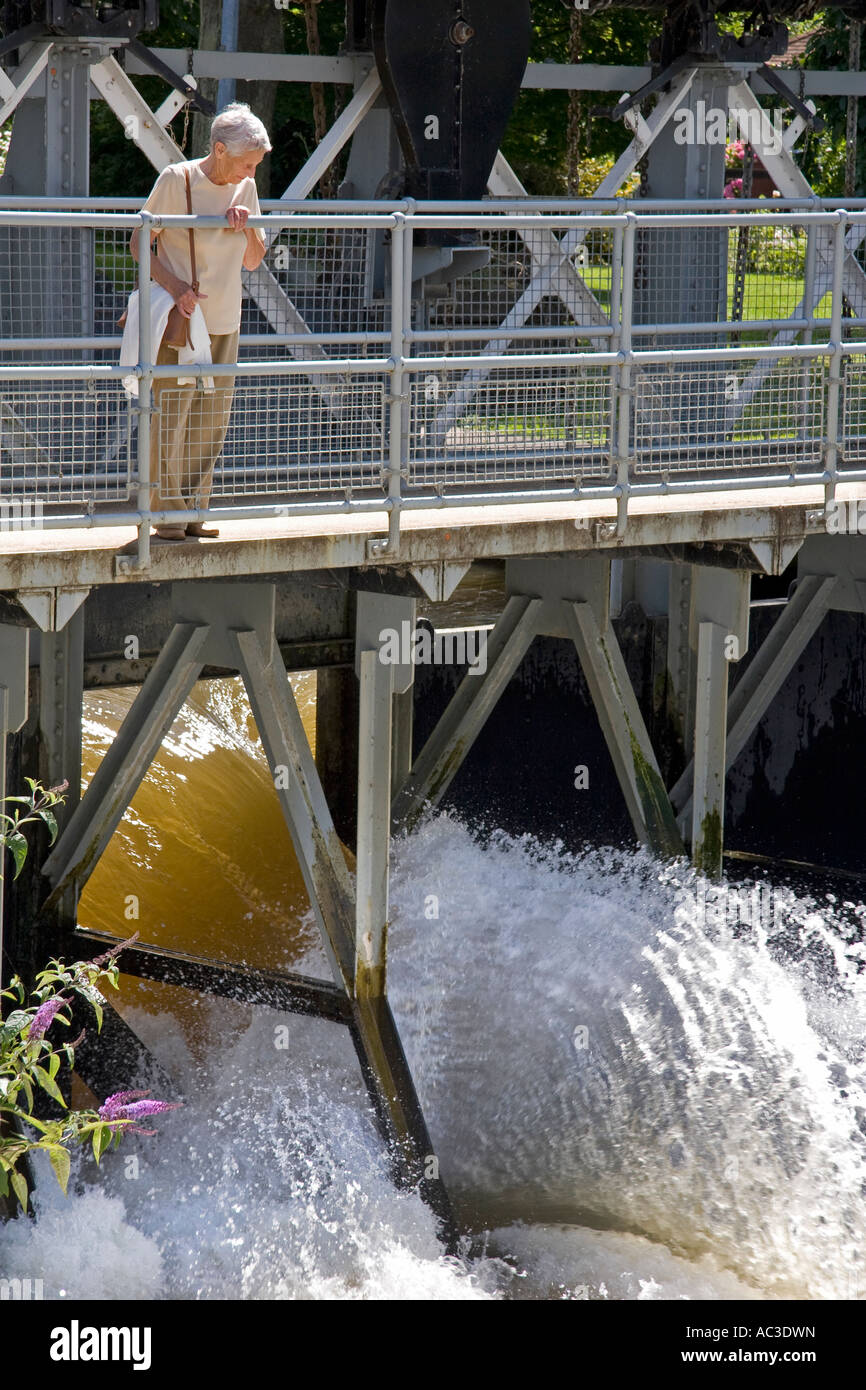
[
  {"left": 98, "top": 1089, "right": 182, "bottom": 1135},
  {"left": 27, "top": 995, "right": 69, "bottom": 1040},
  {"left": 98, "top": 1089, "right": 151, "bottom": 1119},
  {"left": 86, "top": 931, "right": 140, "bottom": 970}
]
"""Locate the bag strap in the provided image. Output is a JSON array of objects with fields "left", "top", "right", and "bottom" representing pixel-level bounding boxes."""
[{"left": 184, "top": 166, "right": 198, "bottom": 292}]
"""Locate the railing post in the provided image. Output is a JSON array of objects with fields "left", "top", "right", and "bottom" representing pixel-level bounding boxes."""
[
  {"left": 800, "top": 218, "right": 817, "bottom": 436},
  {"left": 824, "top": 210, "right": 848, "bottom": 509},
  {"left": 608, "top": 219, "right": 624, "bottom": 449},
  {"left": 369, "top": 208, "right": 410, "bottom": 557},
  {"left": 614, "top": 211, "right": 637, "bottom": 536},
  {"left": 135, "top": 210, "right": 153, "bottom": 569}
]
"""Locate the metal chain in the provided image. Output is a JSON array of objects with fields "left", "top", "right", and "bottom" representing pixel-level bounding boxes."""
[
  {"left": 798, "top": 63, "right": 811, "bottom": 170},
  {"left": 180, "top": 100, "right": 191, "bottom": 153},
  {"left": 639, "top": 102, "right": 650, "bottom": 199}
]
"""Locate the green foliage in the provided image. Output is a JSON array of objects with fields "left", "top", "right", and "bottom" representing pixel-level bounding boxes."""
[
  {"left": 0, "top": 946, "right": 134, "bottom": 1214},
  {"left": 740, "top": 222, "right": 807, "bottom": 277},
  {"left": 59, "top": 3, "right": 866, "bottom": 199},
  {"left": 797, "top": 11, "right": 865, "bottom": 196},
  {"left": 0, "top": 783, "right": 142, "bottom": 1216},
  {"left": 573, "top": 154, "right": 640, "bottom": 200},
  {"left": 0, "top": 778, "right": 66, "bottom": 882},
  {"left": 501, "top": 2, "right": 656, "bottom": 194}
]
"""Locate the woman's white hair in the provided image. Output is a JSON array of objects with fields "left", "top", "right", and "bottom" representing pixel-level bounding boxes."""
[{"left": 210, "top": 102, "right": 272, "bottom": 156}]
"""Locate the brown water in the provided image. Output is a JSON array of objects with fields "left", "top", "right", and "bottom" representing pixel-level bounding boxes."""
[
  {"left": 78, "top": 560, "right": 506, "bottom": 1001},
  {"left": 79, "top": 672, "right": 323, "bottom": 1043}
]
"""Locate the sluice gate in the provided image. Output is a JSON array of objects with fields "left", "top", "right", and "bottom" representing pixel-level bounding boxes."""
[{"left": 2, "top": 0, "right": 866, "bottom": 1238}]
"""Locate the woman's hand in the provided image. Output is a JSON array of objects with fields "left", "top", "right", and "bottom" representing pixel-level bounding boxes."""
[
  {"left": 174, "top": 282, "right": 207, "bottom": 318},
  {"left": 226, "top": 204, "right": 266, "bottom": 268},
  {"left": 225, "top": 205, "right": 251, "bottom": 231}
]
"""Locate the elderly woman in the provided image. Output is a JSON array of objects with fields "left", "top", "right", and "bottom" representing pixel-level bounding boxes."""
[{"left": 130, "top": 102, "right": 270, "bottom": 539}]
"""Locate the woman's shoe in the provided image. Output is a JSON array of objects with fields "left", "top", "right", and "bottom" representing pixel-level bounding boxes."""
[
  {"left": 153, "top": 526, "right": 187, "bottom": 541},
  {"left": 185, "top": 522, "right": 220, "bottom": 538}
]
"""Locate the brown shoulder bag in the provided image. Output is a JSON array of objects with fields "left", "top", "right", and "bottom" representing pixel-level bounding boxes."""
[{"left": 120, "top": 165, "right": 199, "bottom": 350}]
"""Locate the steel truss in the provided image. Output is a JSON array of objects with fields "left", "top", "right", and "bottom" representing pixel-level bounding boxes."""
[{"left": 39, "top": 581, "right": 457, "bottom": 1248}]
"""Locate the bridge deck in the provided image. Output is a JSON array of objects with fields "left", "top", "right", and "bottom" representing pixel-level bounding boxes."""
[{"left": 2, "top": 483, "right": 859, "bottom": 591}]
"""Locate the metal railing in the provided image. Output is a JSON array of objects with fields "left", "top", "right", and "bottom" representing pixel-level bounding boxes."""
[{"left": 1, "top": 197, "right": 866, "bottom": 569}]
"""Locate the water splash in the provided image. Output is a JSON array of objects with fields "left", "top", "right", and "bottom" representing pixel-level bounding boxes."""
[
  {"left": 388, "top": 817, "right": 866, "bottom": 1298},
  {"left": 5, "top": 675, "right": 866, "bottom": 1299}
]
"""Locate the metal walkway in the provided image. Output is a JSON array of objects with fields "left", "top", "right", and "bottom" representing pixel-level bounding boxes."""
[{"left": 1, "top": 197, "right": 866, "bottom": 573}]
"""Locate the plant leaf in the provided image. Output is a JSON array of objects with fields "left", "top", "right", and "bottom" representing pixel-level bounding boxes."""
[
  {"left": 38, "top": 808, "right": 58, "bottom": 844},
  {"left": 32, "top": 1065, "right": 66, "bottom": 1108},
  {"left": 47, "top": 1145, "right": 71, "bottom": 1196},
  {"left": 48, "top": 1052, "right": 60, "bottom": 1081},
  {"left": 6, "top": 832, "right": 28, "bottom": 879},
  {"left": 91, "top": 1124, "right": 114, "bottom": 1164},
  {"left": 0, "top": 1009, "right": 31, "bottom": 1041},
  {"left": 10, "top": 1169, "right": 28, "bottom": 1213}
]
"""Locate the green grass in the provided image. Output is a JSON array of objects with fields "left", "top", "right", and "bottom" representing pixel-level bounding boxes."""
[{"left": 456, "top": 411, "right": 607, "bottom": 444}]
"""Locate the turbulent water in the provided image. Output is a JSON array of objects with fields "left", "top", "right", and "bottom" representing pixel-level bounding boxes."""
[{"left": 2, "top": 680, "right": 866, "bottom": 1300}]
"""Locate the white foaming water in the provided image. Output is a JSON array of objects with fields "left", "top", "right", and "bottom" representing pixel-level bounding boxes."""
[{"left": 3, "top": 815, "right": 865, "bottom": 1300}]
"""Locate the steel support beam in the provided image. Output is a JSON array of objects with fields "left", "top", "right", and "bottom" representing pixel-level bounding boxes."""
[
  {"left": 277, "top": 67, "right": 383, "bottom": 205},
  {"left": 564, "top": 600, "right": 684, "bottom": 859},
  {"left": 355, "top": 591, "right": 407, "bottom": 999},
  {"left": 666, "top": 562, "right": 695, "bottom": 757},
  {"left": 391, "top": 683, "right": 414, "bottom": 800},
  {"left": 355, "top": 656, "right": 391, "bottom": 999},
  {"left": 487, "top": 151, "right": 609, "bottom": 347},
  {"left": 72, "top": 929, "right": 352, "bottom": 1025},
  {"left": 0, "top": 41, "right": 52, "bottom": 126},
  {"left": 120, "top": 51, "right": 866, "bottom": 97},
  {"left": 234, "top": 625, "right": 357, "bottom": 994},
  {"left": 41, "top": 622, "right": 210, "bottom": 898},
  {"left": 391, "top": 595, "right": 542, "bottom": 832},
  {"left": 235, "top": 613, "right": 455, "bottom": 1241},
  {"left": 34, "top": 606, "right": 86, "bottom": 939},
  {"left": 691, "top": 621, "right": 729, "bottom": 878},
  {"left": 671, "top": 573, "right": 837, "bottom": 820}
]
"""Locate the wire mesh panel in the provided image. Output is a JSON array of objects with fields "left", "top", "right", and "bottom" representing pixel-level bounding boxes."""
[
  {"left": 154, "top": 374, "right": 387, "bottom": 502},
  {"left": 246, "top": 223, "right": 388, "bottom": 349},
  {"left": 846, "top": 223, "right": 866, "bottom": 338},
  {"left": 631, "top": 215, "right": 839, "bottom": 351},
  {"left": 407, "top": 364, "right": 611, "bottom": 491},
  {"left": 632, "top": 356, "right": 825, "bottom": 475},
  {"left": 95, "top": 218, "right": 139, "bottom": 342},
  {"left": 634, "top": 220, "right": 728, "bottom": 349},
  {"left": 0, "top": 224, "right": 91, "bottom": 345},
  {"left": 0, "top": 380, "right": 133, "bottom": 503},
  {"left": 724, "top": 217, "right": 813, "bottom": 332},
  {"left": 0, "top": 210, "right": 136, "bottom": 358},
  {"left": 420, "top": 223, "right": 615, "bottom": 348},
  {"left": 842, "top": 356, "right": 866, "bottom": 469}
]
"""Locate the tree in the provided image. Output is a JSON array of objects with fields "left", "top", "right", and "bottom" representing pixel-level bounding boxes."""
[
  {"left": 803, "top": 10, "right": 865, "bottom": 195},
  {"left": 194, "top": 0, "right": 286, "bottom": 195}
]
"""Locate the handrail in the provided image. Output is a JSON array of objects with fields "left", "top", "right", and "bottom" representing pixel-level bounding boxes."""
[{"left": 0, "top": 201, "right": 863, "bottom": 570}]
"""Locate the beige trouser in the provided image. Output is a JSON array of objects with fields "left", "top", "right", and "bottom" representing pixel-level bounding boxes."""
[{"left": 150, "top": 329, "right": 239, "bottom": 514}]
